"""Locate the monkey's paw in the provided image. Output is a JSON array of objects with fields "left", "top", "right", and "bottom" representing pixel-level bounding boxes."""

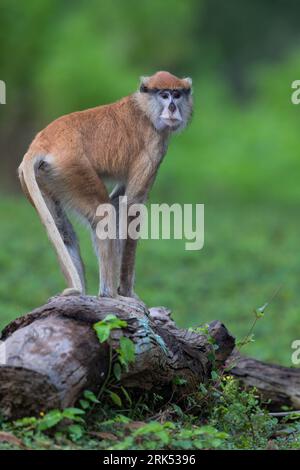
[{"left": 61, "top": 288, "right": 82, "bottom": 297}]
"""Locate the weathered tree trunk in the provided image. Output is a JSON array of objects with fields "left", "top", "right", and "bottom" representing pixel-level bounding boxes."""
[
  {"left": 228, "top": 352, "right": 300, "bottom": 410},
  {"left": 0, "top": 295, "right": 234, "bottom": 419},
  {"left": 0, "top": 295, "right": 299, "bottom": 419}
]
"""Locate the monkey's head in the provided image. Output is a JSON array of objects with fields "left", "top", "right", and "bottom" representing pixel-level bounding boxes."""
[{"left": 136, "top": 71, "right": 193, "bottom": 132}]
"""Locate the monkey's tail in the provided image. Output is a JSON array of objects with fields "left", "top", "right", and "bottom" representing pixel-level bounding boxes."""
[{"left": 19, "top": 153, "right": 82, "bottom": 289}]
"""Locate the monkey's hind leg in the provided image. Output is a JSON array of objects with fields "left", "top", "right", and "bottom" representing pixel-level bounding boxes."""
[
  {"left": 20, "top": 156, "right": 84, "bottom": 296},
  {"left": 44, "top": 196, "right": 86, "bottom": 295},
  {"left": 58, "top": 162, "right": 119, "bottom": 298}
]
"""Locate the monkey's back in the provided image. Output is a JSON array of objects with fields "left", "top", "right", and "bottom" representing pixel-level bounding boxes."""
[{"left": 25, "top": 95, "right": 153, "bottom": 182}]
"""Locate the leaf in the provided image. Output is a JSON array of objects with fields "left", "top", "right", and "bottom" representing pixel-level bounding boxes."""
[
  {"left": 93, "top": 315, "right": 128, "bottom": 343},
  {"left": 79, "top": 399, "right": 90, "bottom": 410},
  {"left": 156, "top": 431, "right": 170, "bottom": 445},
  {"left": 62, "top": 408, "right": 85, "bottom": 421},
  {"left": 103, "top": 314, "right": 127, "bottom": 326},
  {"left": 109, "top": 391, "right": 123, "bottom": 407},
  {"left": 121, "top": 386, "right": 132, "bottom": 405},
  {"left": 63, "top": 407, "right": 85, "bottom": 415},
  {"left": 13, "top": 417, "right": 37, "bottom": 428},
  {"left": 194, "top": 440, "right": 204, "bottom": 449},
  {"left": 207, "top": 351, "right": 216, "bottom": 362},
  {"left": 134, "top": 421, "right": 174, "bottom": 436},
  {"left": 93, "top": 323, "right": 111, "bottom": 343},
  {"left": 68, "top": 424, "right": 84, "bottom": 441},
  {"left": 211, "top": 370, "right": 219, "bottom": 381},
  {"left": 174, "top": 439, "right": 193, "bottom": 449},
  {"left": 83, "top": 390, "right": 100, "bottom": 403},
  {"left": 172, "top": 404, "right": 184, "bottom": 417},
  {"left": 118, "top": 336, "right": 135, "bottom": 366},
  {"left": 113, "top": 362, "right": 122, "bottom": 381},
  {"left": 173, "top": 376, "right": 187, "bottom": 386},
  {"left": 38, "top": 410, "right": 63, "bottom": 431},
  {"left": 199, "top": 383, "right": 208, "bottom": 395}
]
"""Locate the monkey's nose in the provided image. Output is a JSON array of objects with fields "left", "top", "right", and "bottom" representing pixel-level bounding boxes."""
[{"left": 168, "top": 102, "right": 176, "bottom": 113}]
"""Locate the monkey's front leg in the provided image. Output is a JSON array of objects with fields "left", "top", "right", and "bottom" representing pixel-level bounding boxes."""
[
  {"left": 118, "top": 174, "right": 154, "bottom": 298},
  {"left": 91, "top": 231, "right": 119, "bottom": 297},
  {"left": 119, "top": 232, "right": 138, "bottom": 298}
]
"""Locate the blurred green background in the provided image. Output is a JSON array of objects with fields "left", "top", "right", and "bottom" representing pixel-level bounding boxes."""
[{"left": 0, "top": 0, "right": 300, "bottom": 364}]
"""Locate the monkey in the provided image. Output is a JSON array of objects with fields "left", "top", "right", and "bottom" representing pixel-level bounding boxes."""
[{"left": 18, "top": 71, "right": 193, "bottom": 299}]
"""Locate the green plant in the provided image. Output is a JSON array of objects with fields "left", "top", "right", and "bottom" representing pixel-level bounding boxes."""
[
  {"left": 79, "top": 390, "right": 100, "bottom": 411},
  {"left": 93, "top": 314, "right": 136, "bottom": 408},
  {"left": 93, "top": 314, "right": 127, "bottom": 343},
  {"left": 210, "top": 376, "right": 277, "bottom": 449},
  {"left": 11, "top": 407, "right": 86, "bottom": 445}
]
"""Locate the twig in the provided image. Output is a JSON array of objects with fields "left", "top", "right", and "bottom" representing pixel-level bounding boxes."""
[{"left": 268, "top": 411, "right": 300, "bottom": 418}]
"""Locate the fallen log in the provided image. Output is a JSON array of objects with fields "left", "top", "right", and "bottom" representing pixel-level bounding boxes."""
[
  {"left": 0, "top": 295, "right": 299, "bottom": 419},
  {"left": 0, "top": 295, "right": 235, "bottom": 419},
  {"left": 228, "top": 352, "right": 300, "bottom": 410}
]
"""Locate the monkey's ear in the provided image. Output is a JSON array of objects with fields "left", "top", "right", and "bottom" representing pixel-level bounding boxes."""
[
  {"left": 139, "top": 76, "right": 150, "bottom": 93},
  {"left": 183, "top": 77, "right": 192, "bottom": 89}
]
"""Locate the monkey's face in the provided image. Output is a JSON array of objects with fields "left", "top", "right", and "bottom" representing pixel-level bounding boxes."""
[
  {"left": 155, "top": 89, "right": 190, "bottom": 131},
  {"left": 137, "top": 72, "right": 193, "bottom": 132}
]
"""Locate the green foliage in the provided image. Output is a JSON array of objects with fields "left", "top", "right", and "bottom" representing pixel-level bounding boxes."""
[
  {"left": 2, "top": 375, "right": 299, "bottom": 450},
  {"left": 93, "top": 313, "right": 135, "bottom": 373},
  {"left": 16, "top": 407, "right": 85, "bottom": 432},
  {"left": 172, "top": 376, "right": 188, "bottom": 386},
  {"left": 113, "top": 363, "right": 122, "bottom": 381},
  {"left": 6, "top": 406, "right": 86, "bottom": 447},
  {"left": 210, "top": 376, "right": 277, "bottom": 449},
  {"left": 93, "top": 314, "right": 127, "bottom": 343},
  {"left": 108, "top": 391, "right": 123, "bottom": 408},
  {"left": 92, "top": 314, "right": 135, "bottom": 409},
  {"left": 83, "top": 390, "right": 100, "bottom": 404},
  {"left": 37, "top": 410, "right": 65, "bottom": 431},
  {"left": 117, "top": 336, "right": 135, "bottom": 369},
  {"left": 79, "top": 390, "right": 100, "bottom": 412},
  {"left": 110, "top": 421, "right": 228, "bottom": 450}
]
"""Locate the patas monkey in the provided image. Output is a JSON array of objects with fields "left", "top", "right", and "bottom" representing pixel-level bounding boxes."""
[{"left": 18, "top": 71, "right": 193, "bottom": 298}]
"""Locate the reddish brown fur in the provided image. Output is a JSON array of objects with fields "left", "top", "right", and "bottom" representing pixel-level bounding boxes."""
[
  {"left": 145, "top": 71, "right": 190, "bottom": 90},
  {"left": 19, "top": 71, "right": 192, "bottom": 298},
  {"left": 22, "top": 95, "right": 165, "bottom": 213}
]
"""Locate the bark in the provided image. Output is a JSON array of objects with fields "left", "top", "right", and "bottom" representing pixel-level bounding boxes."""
[
  {"left": 0, "top": 295, "right": 234, "bottom": 419},
  {"left": 0, "top": 295, "right": 299, "bottom": 420},
  {"left": 228, "top": 352, "right": 300, "bottom": 410}
]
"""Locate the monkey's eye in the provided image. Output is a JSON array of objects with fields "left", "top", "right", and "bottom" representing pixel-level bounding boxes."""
[
  {"left": 172, "top": 90, "right": 182, "bottom": 99},
  {"left": 160, "top": 92, "right": 169, "bottom": 100}
]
